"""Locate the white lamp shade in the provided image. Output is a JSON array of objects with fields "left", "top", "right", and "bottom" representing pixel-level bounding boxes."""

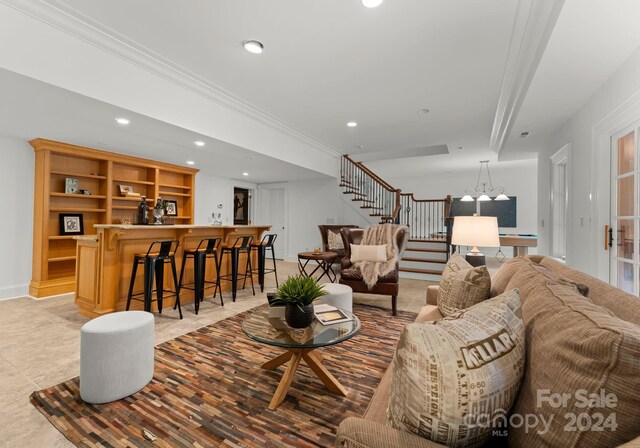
[
  {"left": 495, "top": 194, "right": 510, "bottom": 201},
  {"left": 460, "top": 194, "right": 475, "bottom": 202},
  {"left": 477, "top": 194, "right": 491, "bottom": 201},
  {"left": 451, "top": 216, "right": 500, "bottom": 248}
]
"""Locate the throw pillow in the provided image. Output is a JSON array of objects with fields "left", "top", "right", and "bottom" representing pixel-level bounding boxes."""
[
  {"left": 327, "top": 230, "right": 344, "bottom": 250},
  {"left": 437, "top": 252, "right": 491, "bottom": 316},
  {"left": 507, "top": 276, "right": 640, "bottom": 447},
  {"left": 350, "top": 244, "right": 387, "bottom": 262},
  {"left": 388, "top": 289, "right": 526, "bottom": 448}
]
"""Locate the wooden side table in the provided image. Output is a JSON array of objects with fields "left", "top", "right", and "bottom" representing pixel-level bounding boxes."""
[{"left": 297, "top": 251, "right": 339, "bottom": 283}]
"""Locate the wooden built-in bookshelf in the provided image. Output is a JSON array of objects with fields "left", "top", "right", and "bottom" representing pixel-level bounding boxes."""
[{"left": 30, "top": 139, "right": 198, "bottom": 298}]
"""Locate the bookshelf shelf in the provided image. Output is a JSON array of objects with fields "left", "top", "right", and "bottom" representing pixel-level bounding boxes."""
[{"left": 30, "top": 138, "right": 197, "bottom": 298}]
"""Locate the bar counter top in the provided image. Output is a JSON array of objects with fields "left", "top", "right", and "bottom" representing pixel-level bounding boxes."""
[
  {"left": 74, "top": 223, "right": 271, "bottom": 317},
  {"left": 93, "top": 224, "right": 271, "bottom": 230}
]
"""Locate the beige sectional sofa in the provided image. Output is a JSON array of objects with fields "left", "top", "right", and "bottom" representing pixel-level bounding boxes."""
[{"left": 336, "top": 256, "right": 640, "bottom": 448}]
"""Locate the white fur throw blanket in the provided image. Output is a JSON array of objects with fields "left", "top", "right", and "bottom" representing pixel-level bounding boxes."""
[{"left": 353, "top": 224, "right": 409, "bottom": 289}]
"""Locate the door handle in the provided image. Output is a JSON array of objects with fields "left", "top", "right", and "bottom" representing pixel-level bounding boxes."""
[{"left": 605, "top": 225, "right": 613, "bottom": 250}]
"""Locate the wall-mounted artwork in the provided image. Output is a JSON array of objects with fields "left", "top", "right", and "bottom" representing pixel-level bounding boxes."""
[
  {"left": 451, "top": 197, "right": 477, "bottom": 217},
  {"left": 479, "top": 196, "right": 517, "bottom": 227},
  {"left": 233, "top": 188, "right": 249, "bottom": 225}
]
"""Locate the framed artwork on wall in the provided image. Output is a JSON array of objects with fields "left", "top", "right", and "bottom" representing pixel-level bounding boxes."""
[
  {"left": 233, "top": 187, "right": 250, "bottom": 225},
  {"left": 59, "top": 213, "right": 84, "bottom": 235}
]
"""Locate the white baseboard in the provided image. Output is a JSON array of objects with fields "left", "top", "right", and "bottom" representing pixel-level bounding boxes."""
[{"left": 0, "top": 283, "right": 29, "bottom": 301}]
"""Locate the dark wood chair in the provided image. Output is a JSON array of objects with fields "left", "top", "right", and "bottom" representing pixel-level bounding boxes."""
[
  {"left": 317, "top": 225, "right": 360, "bottom": 259},
  {"left": 338, "top": 227, "right": 409, "bottom": 316}
]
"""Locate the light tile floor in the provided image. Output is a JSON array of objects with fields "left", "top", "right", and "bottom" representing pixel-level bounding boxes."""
[{"left": 0, "top": 260, "right": 436, "bottom": 448}]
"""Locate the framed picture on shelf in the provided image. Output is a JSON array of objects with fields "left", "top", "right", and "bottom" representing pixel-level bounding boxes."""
[
  {"left": 164, "top": 200, "right": 178, "bottom": 216},
  {"left": 65, "top": 178, "right": 79, "bottom": 194},
  {"left": 59, "top": 213, "right": 84, "bottom": 235},
  {"left": 119, "top": 184, "right": 134, "bottom": 196}
]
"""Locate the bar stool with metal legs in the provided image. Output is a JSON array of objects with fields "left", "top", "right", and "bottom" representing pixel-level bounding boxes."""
[
  {"left": 126, "top": 240, "right": 182, "bottom": 319},
  {"left": 177, "top": 237, "right": 222, "bottom": 315},
  {"left": 219, "top": 236, "right": 255, "bottom": 302},
  {"left": 251, "top": 234, "right": 279, "bottom": 292}
]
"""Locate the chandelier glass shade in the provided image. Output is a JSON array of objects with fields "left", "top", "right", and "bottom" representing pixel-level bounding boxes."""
[{"left": 461, "top": 161, "right": 509, "bottom": 202}]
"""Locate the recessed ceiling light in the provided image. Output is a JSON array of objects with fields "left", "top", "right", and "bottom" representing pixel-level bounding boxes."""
[
  {"left": 245, "top": 156, "right": 254, "bottom": 160},
  {"left": 194, "top": 140, "right": 205, "bottom": 147},
  {"left": 356, "top": 145, "right": 365, "bottom": 149},
  {"left": 347, "top": 122, "right": 358, "bottom": 127},
  {"left": 243, "top": 40, "right": 264, "bottom": 54},
  {"left": 186, "top": 160, "right": 195, "bottom": 165},
  {"left": 242, "top": 172, "right": 249, "bottom": 176},
  {"left": 115, "top": 118, "right": 130, "bottom": 125},
  {"left": 362, "top": 0, "right": 383, "bottom": 8}
]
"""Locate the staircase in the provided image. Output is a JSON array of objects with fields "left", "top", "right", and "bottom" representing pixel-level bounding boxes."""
[{"left": 340, "top": 155, "right": 452, "bottom": 281}]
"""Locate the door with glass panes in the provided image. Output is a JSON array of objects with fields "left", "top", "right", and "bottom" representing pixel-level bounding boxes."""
[{"left": 611, "top": 126, "right": 639, "bottom": 294}]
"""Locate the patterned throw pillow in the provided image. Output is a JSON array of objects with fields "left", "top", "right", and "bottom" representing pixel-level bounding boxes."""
[
  {"left": 388, "top": 289, "right": 526, "bottom": 448},
  {"left": 438, "top": 252, "right": 491, "bottom": 316},
  {"left": 327, "top": 230, "right": 344, "bottom": 250}
]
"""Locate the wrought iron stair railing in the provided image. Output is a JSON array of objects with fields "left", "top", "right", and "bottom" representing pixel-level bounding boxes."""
[{"left": 340, "top": 155, "right": 401, "bottom": 223}]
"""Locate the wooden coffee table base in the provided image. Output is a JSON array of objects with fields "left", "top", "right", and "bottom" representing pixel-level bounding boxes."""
[{"left": 262, "top": 348, "right": 348, "bottom": 409}]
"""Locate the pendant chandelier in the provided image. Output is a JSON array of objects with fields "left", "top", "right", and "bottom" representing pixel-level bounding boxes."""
[{"left": 461, "top": 160, "right": 509, "bottom": 202}]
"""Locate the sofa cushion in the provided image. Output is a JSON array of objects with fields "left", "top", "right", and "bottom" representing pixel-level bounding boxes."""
[
  {"left": 539, "top": 257, "right": 640, "bottom": 326},
  {"left": 388, "top": 289, "right": 525, "bottom": 448},
  {"left": 437, "top": 252, "right": 491, "bottom": 316},
  {"left": 505, "top": 262, "right": 589, "bottom": 305},
  {"left": 490, "top": 257, "right": 532, "bottom": 297},
  {"left": 507, "top": 270, "right": 640, "bottom": 447},
  {"left": 340, "top": 267, "right": 398, "bottom": 283}
]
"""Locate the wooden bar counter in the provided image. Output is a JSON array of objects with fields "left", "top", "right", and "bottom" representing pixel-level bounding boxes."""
[{"left": 74, "top": 224, "right": 271, "bottom": 317}]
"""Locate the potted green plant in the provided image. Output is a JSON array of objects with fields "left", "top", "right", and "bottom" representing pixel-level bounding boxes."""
[{"left": 273, "top": 275, "right": 327, "bottom": 328}]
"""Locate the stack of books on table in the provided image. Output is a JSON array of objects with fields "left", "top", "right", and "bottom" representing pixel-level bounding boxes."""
[{"left": 314, "top": 304, "right": 352, "bottom": 325}]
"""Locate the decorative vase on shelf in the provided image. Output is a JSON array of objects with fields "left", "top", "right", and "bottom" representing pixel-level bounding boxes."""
[
  {"left": 153, "top": 198, "right": 165, "bottom": 225},
  {"left": 137, "top": 197, "right": 149, "bottom": 225},
  {"left": 285, "top": 303, "right": 315, "bottom": 328}
]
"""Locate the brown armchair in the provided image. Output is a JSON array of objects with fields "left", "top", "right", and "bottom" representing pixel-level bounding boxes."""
[
  {"left": 317, "top": 225, "right": 360, "bottom": 259},
  {"left": 339, "top": 227, "right": 408, "bottom": 316}
]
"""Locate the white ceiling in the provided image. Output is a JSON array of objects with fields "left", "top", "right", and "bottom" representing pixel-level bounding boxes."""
[
  {"left": 504, "top": 0, "right": 640, "bottom": 156},
  {"left": 2, "top": 0, "right": 640, "bottom": 180},
  {"left": 0, "top": 68, "right": 327, "bottom": 183},
  {"left": 53, "top": 0, "right": 518, "bottom": 160}
]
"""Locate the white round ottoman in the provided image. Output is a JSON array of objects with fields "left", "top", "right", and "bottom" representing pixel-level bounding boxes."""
[
  {"left": 80, "top": 311, "right": 154, "bottom": 404},
  {"left": 318, "top": 283, "right": 353, "bottom": 312}
]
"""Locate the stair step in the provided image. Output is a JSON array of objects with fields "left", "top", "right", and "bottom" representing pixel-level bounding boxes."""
[
  {"left": 402, "top": 257, "right": 446, "bottom": 264},
  {"left": 370, "top": 213, "right": 383, "bottom": 216},
  {"left": 409, "top": 238, "right": 447, "bottom": 243},
  {"left": 343, "top": 191, "right": 366, "bottom": 196},
  {"left": 405, "top": 248, "right": 447, "bottom": 253},
  {"left": 361, "top": 206, "right": 383, "bottom": 210},
  {"left": 399, "top": 267, "right": 443, "bottom": 275},
  {"left": 352, "top": 198, "right": 375, "bottom": 203}
]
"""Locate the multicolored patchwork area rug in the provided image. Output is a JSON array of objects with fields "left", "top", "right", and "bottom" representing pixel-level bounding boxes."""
[{"left": 31, "top": 304, "right": 415, "bottom": 447}]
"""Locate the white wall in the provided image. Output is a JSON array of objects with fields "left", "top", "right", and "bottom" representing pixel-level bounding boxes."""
[
  {"left": 0, "top": 137, "right": 34, "bottom": 299},
  {"left": 256, "top": 179, "right": 359, "bottom": 260},
  {"left": 388, "top": 164, "right": 538, "bottom": 235},
  {"left": 538, "top": 45, "right": 640, "bottom": 279}
]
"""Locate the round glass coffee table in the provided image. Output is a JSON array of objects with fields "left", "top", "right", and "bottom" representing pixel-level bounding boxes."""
[{"left": 242, "top": 306, "right": 360, "bottom": 409}]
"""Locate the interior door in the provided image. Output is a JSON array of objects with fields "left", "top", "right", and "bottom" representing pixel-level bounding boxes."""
[
  {"left": 610, "top": 127, "right": 638, "bottom": 295},
  {"left": 260, "top": 188, "right": 287, "bottom": 259}
]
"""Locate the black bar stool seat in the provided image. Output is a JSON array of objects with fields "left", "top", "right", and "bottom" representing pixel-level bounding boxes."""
[
  {"left": 178, "top": 237, "right": 223, "bottom": 314},
  {"left": 219, "top": 236, "right": 255, "bottom": 302},
  {"left": 250, "top": 234, "right": 279, "bottom": 292},
  {"left": 126, "top": 240, "right": 182, "bottom": 319}
]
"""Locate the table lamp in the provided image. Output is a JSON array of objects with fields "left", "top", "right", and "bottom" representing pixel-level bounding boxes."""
[{"left": 451, "top": 215, "right": 500, "bottom": 267}]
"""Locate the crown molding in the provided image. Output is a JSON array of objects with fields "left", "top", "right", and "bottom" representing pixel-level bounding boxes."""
[
  {"left": 0, "top": 0, "right": 342, "bottom": 158},
  {"left": 490, "top": 0, "right": 565, "bottom": 155}
]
